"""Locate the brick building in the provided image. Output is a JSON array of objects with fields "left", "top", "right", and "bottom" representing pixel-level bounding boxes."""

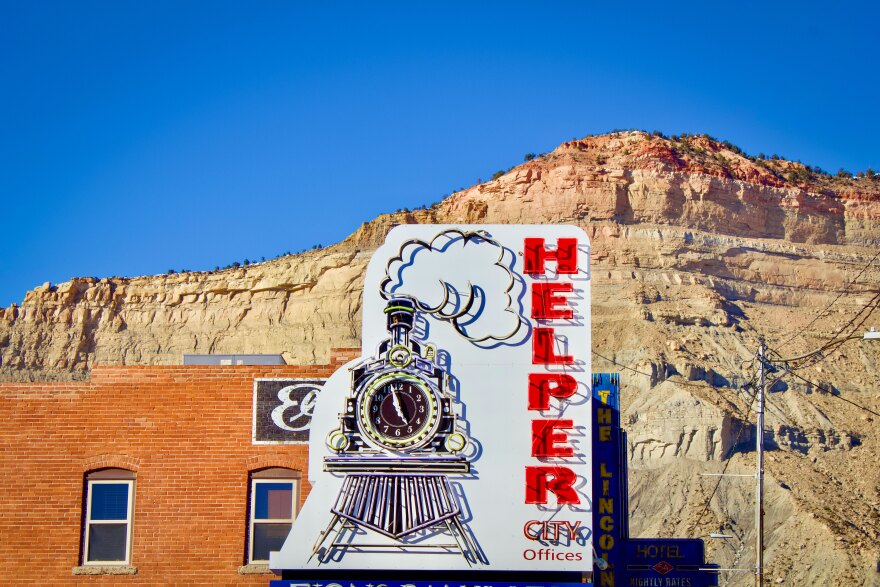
[{"left": 0, "top": 349, "right": 360, "bottom": 586}]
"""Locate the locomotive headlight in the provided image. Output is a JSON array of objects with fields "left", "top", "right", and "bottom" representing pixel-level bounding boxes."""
[
  {"left": 327, "top": 429, "right": 349, "bottom": 452},
  {"left": 387, "top": 345, "right": 412, "bottom": 368},
  {"left": 444, "top": 432, "right": 467, "bottom": 453}
]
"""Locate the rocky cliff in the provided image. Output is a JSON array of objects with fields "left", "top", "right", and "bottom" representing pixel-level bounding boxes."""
[{"left": 3, "top": 131, "right": 879, "bottom": 584}]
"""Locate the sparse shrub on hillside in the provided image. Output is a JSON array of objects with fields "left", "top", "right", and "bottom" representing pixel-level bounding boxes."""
[
  {"left": 837, "top": 168, "right": 853, "bottom": 179},
  {"left": 724, "top": 141, "right": 745, "bottom": 156},
  {"left": 867, "top": 168, "right": 875, "bottom": 178},
  {"left": 232, "top": 262, "right": 240, "bottom": 268},
  {"left": 491, "top": 170, "right": 505, "bottom": 180},
  {"left": 167, "top": 269, "right": 175, "bottom": 275},
  {"left": 788, "top": 167, "right": 811, "bottom": 182},
  {"left": 524, "top": 153, "right": 536, "bottom": 162}
]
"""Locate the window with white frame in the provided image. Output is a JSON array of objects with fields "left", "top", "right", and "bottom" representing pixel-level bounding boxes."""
[
  {"left": 83, "top": 469, "right": 135, "bottom": 565},
  {"left": 248, "top": 468, "right": 299, "bottom": 564}
]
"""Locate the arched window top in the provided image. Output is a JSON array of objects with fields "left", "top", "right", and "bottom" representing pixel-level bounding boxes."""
[
  {"left": 251, "top": 467, "right": 300, "bottom": 479},
  {"left": 86, "top": 468, "right": 136, "bottom": 480}
]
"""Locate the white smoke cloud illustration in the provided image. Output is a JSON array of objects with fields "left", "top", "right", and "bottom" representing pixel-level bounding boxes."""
[{"left": 382, "top": 230, "right": 528, "bottom": 346}]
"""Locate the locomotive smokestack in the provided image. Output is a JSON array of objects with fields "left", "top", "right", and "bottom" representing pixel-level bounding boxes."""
[{"left": 385, "top": 296, "right": 416, "bottom": 346}]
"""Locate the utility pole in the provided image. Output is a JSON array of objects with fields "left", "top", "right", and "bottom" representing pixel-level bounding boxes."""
[
  {"left": 755, "top": 341, "right": 766, "bottom": 587},
  {"left": 710, "top": 332, "right": 877, "bottom": 584}
]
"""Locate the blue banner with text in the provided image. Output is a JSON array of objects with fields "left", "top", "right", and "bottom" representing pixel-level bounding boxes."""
[{"left": 592, "top": 373, "right": 625, "bottom": 587}]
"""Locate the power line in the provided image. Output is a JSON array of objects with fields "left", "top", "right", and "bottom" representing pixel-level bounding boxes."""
[
  {"left": 591, "top": 349, "right": 761, "bottom": 425},
  {"left": 783, "top": 369, "right": 880, "bottom": 419},
  {"left": 593, "top": 346, "right": 764, "bottom": 536},
  {"left": 760, "top": 288, "right": 880, "bottom": 420},
  {"left": 687, "top": 384, "right": 758, "bottom": 535},
  {"left": 768, "top": 291, "right": 880, "bottom": 370},
  {"left": 778, "top": 248, "right": 880, "bottom": 347},
  {"left": 591, "top": 350, "right": 741, "bottom": 389},
  {"left": 759, "top": 374, "right": 797, "bottom": 427}
]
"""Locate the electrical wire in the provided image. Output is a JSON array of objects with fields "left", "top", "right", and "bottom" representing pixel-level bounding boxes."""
[
  {"left": 591, "top": 350, "right": 740, "bottom": 389},
  {"left": 784, "top": 291, "right": 878, "bottom": 363},
  {"left": 687, "top": 384, "right": 758, "bottom": 535},
  {"left": 778, "top": 248, "right": 880, "bottom": 347},
  {"left": 783, "top": 369, "right": 880, "bottom": 419},
  {"left": 593, "top": 344, "right": 763, "bottom": 536},
  {"left": 591, "top": 348, "right": 762, "bottom": 426},
  {"left": 768, "top": 291, "right": 880, "bottom": 370},
  {"left": 595, "top": 317, "right": 880, "bottom": 534},
  {"left": 760, "top": 373, "right": 798, "bottom": 427}
]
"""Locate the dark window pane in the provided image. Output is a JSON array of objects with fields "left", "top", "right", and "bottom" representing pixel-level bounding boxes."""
[
  {"left": 90, "top": 483, "right": 129, "bottom": 520},
  {"left": 87, "top": 523, "right": 128, "bottom": 562},
  {"left": 255, "top": 483, "right": 292, "bottom": 519},
  {"left": 252, "top": 523, "right": 291, "bottom": 562}
]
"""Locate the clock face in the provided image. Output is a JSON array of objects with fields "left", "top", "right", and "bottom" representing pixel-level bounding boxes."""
[{"left": 357, "top": 372, "right": 440, "bottom": 450}]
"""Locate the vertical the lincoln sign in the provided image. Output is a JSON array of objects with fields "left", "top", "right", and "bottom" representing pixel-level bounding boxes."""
[
  {"left": 591, "top": 373, "right": 626, "bottom": 586},
  {"left": 272, "top": 225, "right": 592, "bottom": 573}
]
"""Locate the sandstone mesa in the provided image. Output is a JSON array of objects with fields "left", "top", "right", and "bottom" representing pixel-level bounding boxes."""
[{"left": 2, "top": 131, "right": 879, "bottom": 585}]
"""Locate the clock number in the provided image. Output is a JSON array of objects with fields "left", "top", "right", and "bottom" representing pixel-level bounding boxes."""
[
  {"left": 383, "top": 425, "right": 389, "bottom": 433},
  {"left": 419, "top": 405, "right": 424, "bottom": 413},
  {"left": 395, "top": 429, "right": 401, "bottom": 437}
]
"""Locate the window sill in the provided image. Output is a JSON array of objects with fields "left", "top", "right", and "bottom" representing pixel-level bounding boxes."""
[
  {"left": 238, "top": 563, "right": 275, "bottom": 575},
  {"left": 72, "top": 565, "right": 138, "bottom": 575}
]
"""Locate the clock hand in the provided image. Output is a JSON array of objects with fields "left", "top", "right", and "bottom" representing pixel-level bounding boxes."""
[{"left": 390, "top": 384, "right": 406, "bottom": 423}]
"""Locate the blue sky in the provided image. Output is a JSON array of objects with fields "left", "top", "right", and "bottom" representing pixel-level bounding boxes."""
[{"left": 1, "top": 1, "right": 877, "bottom": 307}]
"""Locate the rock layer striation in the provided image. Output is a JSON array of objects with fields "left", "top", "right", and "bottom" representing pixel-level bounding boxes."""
[{"left": 3, "top": 132, "right": 879, "bottom": 584}]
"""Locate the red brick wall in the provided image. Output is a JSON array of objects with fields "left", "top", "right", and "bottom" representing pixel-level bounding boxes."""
[{"left": 0, "top": 350, "right": 361, "bottom": 586}]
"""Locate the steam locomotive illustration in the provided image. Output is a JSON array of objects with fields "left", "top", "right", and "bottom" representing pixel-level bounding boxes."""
[{"left": 311, "top": 296, "right": 481, "bottom": 564}]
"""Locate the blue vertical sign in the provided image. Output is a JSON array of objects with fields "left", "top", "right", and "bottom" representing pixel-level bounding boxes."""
[{"left": 592, "top": 373, "right": 625, "bottom": 586}]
